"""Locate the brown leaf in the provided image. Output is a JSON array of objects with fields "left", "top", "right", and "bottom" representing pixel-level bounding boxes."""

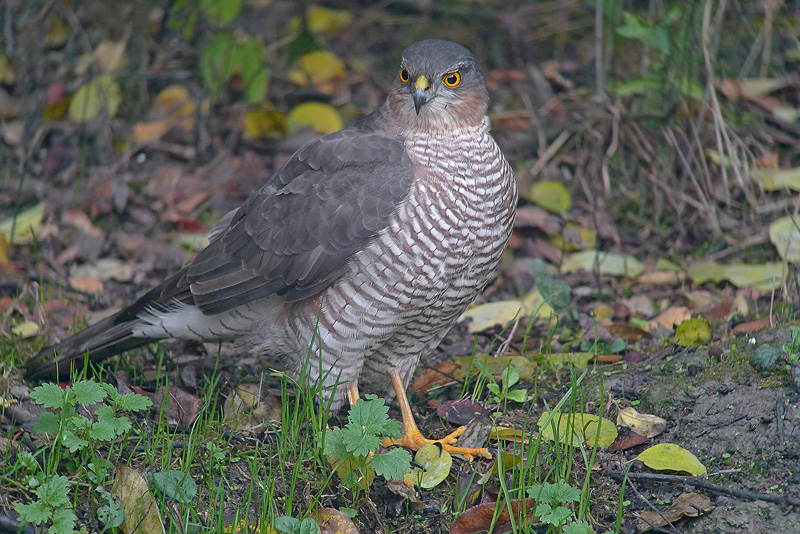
[
  {"left": 606, "top": 324, "right": 651, "bottom": 341},
  {"left": 408, "top": 361, "right": 459, "bottom": 395},
  {"left": 113, "top": 466, "right": 163, "bottom": 534},
  {"left": 311, "top": 507, "right": 360, "bottom": 534},
  {"left": 607, "top": 427, "right": 649, "bottom": 452},
  {"left": 636, "top": 492, "right": 712, "bottom": 532},
  {"left": 436, "top": 399, "right": 489, "bottom": 426},
  {"left": 731, "top": 316, "right": 771, "bottom": 333},
  {"left": 449, "top": 498, "right": 537, "bottom": 534},
  {"left": 152, "top": 385, "right": 201, "bottom": 427}
]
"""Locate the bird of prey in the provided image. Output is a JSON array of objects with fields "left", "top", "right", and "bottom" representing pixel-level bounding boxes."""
[{"left": 26, "top": 39, "right": 518, "bottom": 459}]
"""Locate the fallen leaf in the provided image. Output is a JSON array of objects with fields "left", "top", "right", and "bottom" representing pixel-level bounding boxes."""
[
  {"left": 688, "top": 261, "right": 784, "bottom": 291},
  {"left": 307, "top": 6, "right": 354, "bottom": 35},
  {"left": 243, "top": 104, "right": 287, "bottom": 140},
  {"left": 768, "top": 215, "right": 800, "bottom": 263},
  {"left": 68, "top": 74, "right": 121, "bottom": 122},
  {"left": 287, "top": 102, "right": 343, "bottom": 134},
  {"left": 647, "top": 306, "right": 691, "bottom": 331},
  {"left": 406, "top": 443, "right": 452, "bottom": 489},
  {"left": 287, "top": 51, "right": 346, "bottom": 93},
  {"left": 674, "top": 317, "right": 712, "bottom": 347},
  {"left": 636, "top": 492, "right": 712, "bottom": 532},
  {"left": 459, "top": 286, "right": 556, "bottom": 333},
  {"left": 408, "top": 361, "right": 459, "bottom": 395},
  {"left": 607, "top": 428, "right": 649, "bottom": 452},
  {"left": 533, "top": 352, "right": 595, "bottom": 367},
  {"left": 133, "top": 85, "right": 196, "bottom": 143},
  {"left": 153, "top": 385, "right": 202, "bottom": 427},
  {"left": 11, "top": 320, "right": 39, "bottom": 338},
  {"left": 449, "top": 498, "right": 537, "bottom": 534},
  {"left": 436, "top": 399, "right": 489, "bottom": 426},
  {"left": 606, "top": 324, "right": 650, "bottom": 341},
  {"left": 731, "top": 316, "right": 771, "bottom": 333},
  {"left": 526, "top": 181, "right": 571, "bottom": 212},
  {"left": 562, "top": 249, "right": 644, "bottom": 278},
  {"left": 538, "top": 411, "right": 617, "bottom": 448},
  {"left": 617, "top": 407, "right": 666, "bottom": 438},
  {"left": 311, "top": 508, "right": 359, "bottom": 534},
  {"left": 69, "top": 277, "right": 104, "bottom": 294},
  {"left": 751, "top": 167, "right": 800, "bottom": 192},
  {"left": 0, "top": 203, "right": 45, "bottom": 245},
  {"left": 70, "top": 258, "right": 134, "bottom": 282},
  {"left": 453, "top": 355, "right": 536, "bottom": 381},
  {"left": 551, "top": 222, "right": 596, "bottom": 252},
  {"left": 635, "top": 443, "right": 707, "bottom": 476},
  {"left": 635, "top": 270, "right": 687, "bottom": 285},
  {"left": 113, "top": 466, "right": 164, "bottom": 534},
  {"left": 94, "top": 40, "right": 129, "bottom": 73}
]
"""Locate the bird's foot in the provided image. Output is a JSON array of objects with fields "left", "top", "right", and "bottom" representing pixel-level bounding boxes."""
[{"left": 382, "top": 426, "right": 491, "bottom": 461}]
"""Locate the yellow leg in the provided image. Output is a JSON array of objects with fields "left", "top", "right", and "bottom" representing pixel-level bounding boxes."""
[
  {"left": 347, "top": 380, "right": 360, "bottom": 406},
  {"left": 380, "top": 368, "right": 492, "bottom": 461}
]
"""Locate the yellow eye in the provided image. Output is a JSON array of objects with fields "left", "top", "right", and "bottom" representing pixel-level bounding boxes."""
[
  {"left": 443, "top": 71, "right": 461, "bottom": 88},
  {"left": 399, "top": 68, "right": 410, "bottom": 83}
]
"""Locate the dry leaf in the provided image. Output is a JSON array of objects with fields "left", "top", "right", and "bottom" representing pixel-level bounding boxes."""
[
  {"left": 449, "top": 498, "right": 537, "bottom": 534},
  {"left": 311, "top": 507, "right": 360, "bottom": 534},
  {"left": 113, "top": 466, "right": 164, "bottom": 534},
  {"left": 617, "top": 407, "right": 666, "bottom": 438},
  {"left": 636, "top": 492, "right": 712, "bottom": 532}
]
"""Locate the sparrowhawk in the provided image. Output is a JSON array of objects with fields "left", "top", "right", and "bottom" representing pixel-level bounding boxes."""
[{"left": 26, "top": 39, "right": 518, "bottom": 459}]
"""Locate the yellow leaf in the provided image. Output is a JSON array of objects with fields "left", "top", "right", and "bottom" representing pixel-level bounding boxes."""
[
  {"left": 45, "top": 16, "right": 69, "bottom": 48},
  {"left": 538, "top": 411, "right": 617, "bottom": 448},
  {"left": 526, "top": 181, "right": 571, "bottom": 212},
  {"left": 674, "top": 317, "right": 711, "bottom": 347},
  {"left": 287, "top": 51, "right": 346, "bottom": 93},
  {"left": 551, "top": 222, "right": 596, "bottom": 252},
  {"left": 113, "top": 466, "right": 165, "bottom": 534},
  {"left": 243, "top": 105, "right": 287, "bottom": 140},
  {"left": 406, "top": 443, "right": 452, "bottom": 489},
  {"left": 561, "top": 249, "right": 644, "bottom": 278},
  {"left": 287, "top": 102, "right": 343, "bottom": 135},
  {"left": 647, "top": 306, "right": 691, "bottom": 331},
  {"left": 307, "top": 6, "right": 354, "bottom": 34},
  {"left": 533, "top": 352, "right": 594, "bottom": 367},
  {"left": 617, "top": 407, "right": 666, "bottom": 438},
  {"left": 453, "top": 355, "right": 536, "bottom": 381},
  {"left": 769, "top": 215, "right": 800, "bottom": 263},
  {"left": 95, "top": 40, "right": 129, "bottom": 73},
  {"left": 0, "top": 56, "right": 15, "bottom": 84},
  {"left": 133, "top": 85, "right": 196, "bottom": 143},
  {"left": 635, "top": 443, "right": 707, "bottom": 476},
  {"left": 688, "top": 261, "right": 783, "bottom": 291},
  {"left": 459, "top": 286, "right": 556, "bottom": 334},
  {"left": 68, "top": 74, "right": 121, "bottom": 123},
  {"left": 751, "top": 167, "right": 800, "bottom": 192},
  {"left": 11, "top": 320, "right": 39, "bottom": 338},
  {"left": 0, "top": 202, "right": 45, "bottom": 244}
]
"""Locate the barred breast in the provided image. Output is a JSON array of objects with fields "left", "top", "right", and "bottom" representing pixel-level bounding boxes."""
[{"left": 249, "top": 117, "right": 517, "bottom": 407}]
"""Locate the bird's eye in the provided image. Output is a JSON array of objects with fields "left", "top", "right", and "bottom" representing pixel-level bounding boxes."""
[
  {"left": 399, "top": 68, "right": 410, "bottom": 83},
  {"left": 443, "top": 71, "right": 461, "bottom": 88}
]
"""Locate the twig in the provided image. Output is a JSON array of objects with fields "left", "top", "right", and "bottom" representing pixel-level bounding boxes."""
[
  {"left": 694, "top": 414, "right": 746, "bottom": 438},
  {"left": 609, "top": 471, "right": 800, "bottom": 506}
]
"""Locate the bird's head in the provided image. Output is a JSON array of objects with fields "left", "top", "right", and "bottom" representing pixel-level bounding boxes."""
[{"left": 386, "top": 39, "right": 489, "bottom": 133}]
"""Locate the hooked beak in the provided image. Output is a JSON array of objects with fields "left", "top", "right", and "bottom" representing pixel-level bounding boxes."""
[{"left": 412, "top": 75, "right": 432, "bottom": 114}]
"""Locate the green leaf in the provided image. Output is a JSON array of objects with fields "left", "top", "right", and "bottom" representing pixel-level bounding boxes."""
[
  {"left": 349, "top": 396, "right": 398, "bottom": 437},
  {"left": 299, "top": 517, "right": 322, "bottom": 534},
  {"left": 539, "top": 505, "right": 573, "bottom": 526},
  {"left": 115, "top": 392, "right": 153, "bottom": 412},
  {"left": 33, "top": 411, "right": 61, "bottom": 435},
  {"left": 323, "top": 427, "right": 349, "bottom": 460},
  {"left": 531, "top": 259, "right": 572, "bottom": 314},
  {"left": 14, "top": 501, "right": 50, "bottom": 525},
  {"left": 371, "top": 448, "right": 412, "bottom": 482},
  {"left": 538, "top": 411, "right": 618, "bottom": 448},
  {"left": 48, "top": 507, "right": 78, "bottom": 534},
  {"left": 412, "top": 443, "right": 452, "bottom": 488},
  {"left": 89, "top": 419, "right": 117, "bottom": 441},
  {"left": 237, "top": 38, "right": 268, "bottom": 103},
  {"left": 505, "top": 389, "right": 528, "bottom": 403},
  {"left": 97, "top": 494, "right": 124, "bottom": 528},
  {"left": 151, "top": 471, "right": 198, "bottom": 503},
  {"left": 563, "top": 519, "right": 594, "bottom": 534},
  {"left": 68, "top": 74, "right": 121, "bottom": 123},
  {"left": 527, "top": 180, "right": 571, "bottom": 212},
  {"left": 501, "top": 366, "right": 520, "bottom": 390},
  {"left": 201, "top": 31, "right": 236, "bottom": 100},
  {"left": 200, "top": 0, "right": 241, "bottom": 23},
  {"left": 274, "top": 516, "right": 300, "bottom": 534},
  {"left": 61, "top": 428, "right": 89, "bottom": 453},
  {"left": 339, "top": 426, "right": 381, "bottom": 457},
  {"left": 30, "top": 383, "right": 67, "bottom": 408},
  {"left": 72, "top": 380, "right": 106, "bottom": 405},
  {"left": 635, "top": 443, "right": 707, "bottom": 475},
  {"left": 37, "top": 475, "right": 70, "bottom": 507}
]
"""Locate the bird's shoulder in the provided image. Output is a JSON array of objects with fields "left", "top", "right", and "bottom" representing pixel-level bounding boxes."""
[{"left": 184, "top": 116, "right": 416, "bottom": 314}]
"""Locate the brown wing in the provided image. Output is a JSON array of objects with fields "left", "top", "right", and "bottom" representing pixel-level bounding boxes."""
[{"left": 172, "top": 126, "right": 413, "bottom": 316}]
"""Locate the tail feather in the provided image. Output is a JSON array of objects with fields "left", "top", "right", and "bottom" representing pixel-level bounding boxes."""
[{"left": 25, "top": 314, "right": 152, "bottom": 380}]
